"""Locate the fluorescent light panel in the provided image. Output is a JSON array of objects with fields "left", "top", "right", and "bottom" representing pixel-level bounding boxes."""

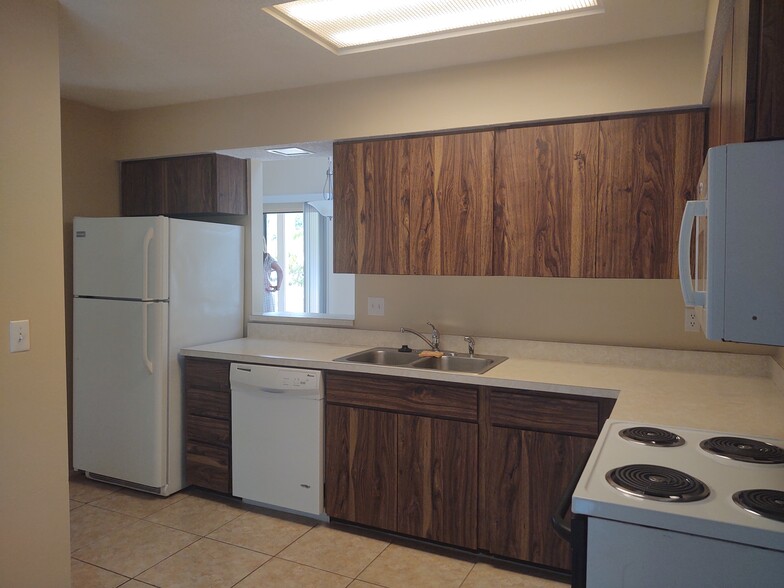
[
  {"left": 266, "top": 147, "right": 314, "bottom": 156},
  {"left": 265, "top": 0, "right": 602, "bottom": 54}
]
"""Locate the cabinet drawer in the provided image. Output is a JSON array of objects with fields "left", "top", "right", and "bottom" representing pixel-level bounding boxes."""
[
  {"left": 326, "top": 372, "right": 477, "bottom": 421},
  {"left": 185, "top": 441, "right": 230, "bottom": 494},
  {"left": 187, "top": 388, "right": 230, "bottom": 420},
  {"left": 187, "top": 415, "right": 231, "bottom": 447},
  {"left": 490, "top": 390, "right": 599, "bottom": 437},
  {"left": 184, "top": 358, "right": 230, "bottom": 392}
]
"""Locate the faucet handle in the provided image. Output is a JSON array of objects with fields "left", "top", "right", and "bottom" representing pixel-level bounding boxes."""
[
  {"left": 463, "top": 336, "right": 475, "bottom": 356},
  {"left": 426, "top": 321, "right": 440, "bottom": 351}
]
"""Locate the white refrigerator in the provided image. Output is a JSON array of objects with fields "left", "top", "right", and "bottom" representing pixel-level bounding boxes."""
[{"left": 72, "top": 216, "right": 244, "bottom": 496}]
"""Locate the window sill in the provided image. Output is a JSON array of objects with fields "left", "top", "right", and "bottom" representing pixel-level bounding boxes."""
[{"left": 249, "top": 312, "right": 355, "bottom": 328}]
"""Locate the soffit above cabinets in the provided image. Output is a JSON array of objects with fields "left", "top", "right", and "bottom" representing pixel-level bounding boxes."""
[{"left": 59, "top": 0, "right": 707, "bottom": 111}]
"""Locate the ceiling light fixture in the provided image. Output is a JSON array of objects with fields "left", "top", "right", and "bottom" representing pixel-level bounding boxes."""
[
  {"left": 264, "top": 0, "right": 603, "bottom": 54},
  {"left": 266, "top": 147, "right": 315, "bottom": 156}
]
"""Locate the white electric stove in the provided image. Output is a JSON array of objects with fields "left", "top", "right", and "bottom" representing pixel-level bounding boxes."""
[{"left": 571, "top": 420, "right": 784, "bottom": 588}]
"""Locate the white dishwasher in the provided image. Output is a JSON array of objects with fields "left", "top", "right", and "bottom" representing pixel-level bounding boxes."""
[{"left": 230, "top": 363, "right": 325, "bottom": 518}]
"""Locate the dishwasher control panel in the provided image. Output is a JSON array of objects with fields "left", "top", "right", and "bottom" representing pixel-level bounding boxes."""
[{"left": 277, "top": 371, "right": 318, "bottom": 389}]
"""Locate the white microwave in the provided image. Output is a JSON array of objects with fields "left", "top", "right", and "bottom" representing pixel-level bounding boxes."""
[{"left": 679, "top": 140, "right": 784, "bottom": 346}]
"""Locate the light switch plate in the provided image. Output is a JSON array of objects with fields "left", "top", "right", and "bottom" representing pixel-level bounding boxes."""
[
  {"left": 10, "top": 320, "right": 30, "bottom": 352},
  {"left": 368, "top": 297, "right": 385, "bottom": 316}
]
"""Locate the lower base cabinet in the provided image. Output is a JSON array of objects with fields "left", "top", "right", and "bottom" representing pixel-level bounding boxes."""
[
  {"left": 324, "top": 404, "right": 397, "bottom": 530},
  {"left": 485, "top": 427, "right": 595, "bottom": 568},
  {"left": 324, "top": 371, "right": 614, "bottom": 572},
  {"left": 397, "top": 414, "right": 478, "bottom": 548},
  {"left": 183, "top": 358, "right": 233, "bottom": 494}
]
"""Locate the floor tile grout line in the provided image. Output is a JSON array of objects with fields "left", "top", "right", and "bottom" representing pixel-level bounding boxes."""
[
  {"left": 126, "top": 533, "right": 202, "bottom": 581},
  {"left": 350, "top": 540, "right": 393, "bottom": 582},
  {"left": 70, "top": 556, "right": 131, "bottom": 583}
]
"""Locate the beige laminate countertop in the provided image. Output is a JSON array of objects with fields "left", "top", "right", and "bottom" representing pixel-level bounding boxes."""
[{"left": 181, "top": 337, "right": 784, "bottom": 440}]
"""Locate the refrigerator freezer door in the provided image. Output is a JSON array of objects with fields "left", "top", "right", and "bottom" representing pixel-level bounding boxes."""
[
  {"left": 73, "top": 298, "right": 169, "bottom": 489},
  {"left": 74, "top": 216, "right": 169, "bottom": 300}
]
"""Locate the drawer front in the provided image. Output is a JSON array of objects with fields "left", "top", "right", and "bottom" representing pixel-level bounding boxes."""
[
  {"left": 187, "top": 388, "right": 230, "bottom": 420},
  {"left": 187, "top": 414, "right": 231, "bottom": 447},
  {"left": 490, "top": 390, "right": 599, "bottom": 437},
  {"left": 184, "top": 358, "right": 230, "bottom": 392},
  {"left": 185, "top": 441, "right": 230, "bottom": 494},
  {"left": 326, "top": 372, "right": 477, "bottom": 421}
]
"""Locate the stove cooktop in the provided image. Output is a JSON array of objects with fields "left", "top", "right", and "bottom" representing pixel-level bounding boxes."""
[{"left": 572, "top": 421, "right": 784, "bottom": 550}]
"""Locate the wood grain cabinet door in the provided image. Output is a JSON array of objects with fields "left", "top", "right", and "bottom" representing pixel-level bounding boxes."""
[
  {"left": 121, "top": 158, "right": 166, "bottom": 216},
  {"left": 333, "top": 140, "right": 410, "bottom": 274},
  {"left": 324, "top": 404, "right": 398, "bottom": 531},
  {"left": 409, "top": 131, "right": 494, "bottom": 276},
  {"left": 596, "top": 112, "right": 705, "bottom": 278},
  {"left": 494, "top": 122, "right": 598, "bottom": 277},
  {"left": 397, "top": 414, "right": 478, "bottom": 549},
  {"left": 486, "top": 427, "right": 595, "bottom": 570}
]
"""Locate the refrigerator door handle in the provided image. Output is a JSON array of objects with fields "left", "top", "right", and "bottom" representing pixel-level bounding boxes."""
[
  {"left": 141, "top": 302, "right": 154, "bottom": 374},
  {"left": 143, "top": 227, "right": 154, "bottom": 300}
]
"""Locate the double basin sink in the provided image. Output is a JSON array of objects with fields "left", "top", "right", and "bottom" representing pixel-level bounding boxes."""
[{"left": 335, "top": 347, "right": 507, "bottom": 375}]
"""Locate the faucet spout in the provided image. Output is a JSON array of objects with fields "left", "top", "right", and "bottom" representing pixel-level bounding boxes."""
[{"left": 400, "top": 325, "right": 440, "bottom": 351}]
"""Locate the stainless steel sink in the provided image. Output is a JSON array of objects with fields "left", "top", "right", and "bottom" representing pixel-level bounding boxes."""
[
  {"left": 336, "top": 347, "right": 419, "bottom": 366},
  {"left": 409, "top": 355, "right": 496, "bottom": 373},
  {"left": 334, "top": 347, "right": 506, "bottom": 375}
]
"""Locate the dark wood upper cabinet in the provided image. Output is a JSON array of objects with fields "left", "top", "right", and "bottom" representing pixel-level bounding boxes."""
[
  {"left": 333, "top": 131, "right": 493, "bottom": 276},
  {"left": 122, "top": 153, "right": 247, "bottom": 217},
  {"left": 333, "top": 140, "right": 410, "bottom": 274},
  {"left": 334, "top": 111, "right": 703, "bottom": 278},
  {"left": 709, "top": 0, "right": 784, "bottom": 147},
  {"left": 596, "top": 111, "right": 705, "bottom": 279},
  {"left": 121, "top": 158, "right": 166, "bottom": 216},
  {"left": 494, "top": 122, "right": 598, "bottom": 277},
  {"left": 409, "top": 131, "right": 494, "bottom": 276}
]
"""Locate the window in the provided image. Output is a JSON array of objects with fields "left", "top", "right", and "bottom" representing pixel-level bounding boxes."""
[{"left": 249, "top": 155, "right": 354, "bottom": 321}]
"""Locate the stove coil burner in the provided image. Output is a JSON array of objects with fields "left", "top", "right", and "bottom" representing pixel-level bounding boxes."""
[
  {"left": 606, "top": 464, "right": 710, "bottom": 502},
  {"left": 733, "top": 489, "right": 784, "bottom": 523},
  {"left": 699, "top": 437, "right": 784, "bottom": 464},
  {"left": 619, "top": 426, "right": 685, "bottom": 447}
]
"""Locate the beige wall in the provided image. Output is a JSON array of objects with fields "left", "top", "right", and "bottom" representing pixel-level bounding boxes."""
[
  {"left": 114, "top": 33, "right": 705, "bottom": 159},
  {"left": 776, "top": 348, "right": 784, "bottom": 370},
  {"left": 355, "top": 276, "right": 769, "bottom": 354},
  {"left": 60, "top": 99, "right": 121, "bottom": 465},
  {"left": 0, "top": 1, "right": 71, "bottom": 586},
  {"left": 92, "top": 29, "right": 777, "bottom": 356}
]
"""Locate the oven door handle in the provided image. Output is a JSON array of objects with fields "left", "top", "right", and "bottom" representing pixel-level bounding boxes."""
[{"left": 551, "top": 451, "right": 592, "bottom": 542}]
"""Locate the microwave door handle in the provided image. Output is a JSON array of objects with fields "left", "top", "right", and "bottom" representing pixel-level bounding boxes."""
[{"left": 678, "top": 200, "right": 708, "bottom": 307}]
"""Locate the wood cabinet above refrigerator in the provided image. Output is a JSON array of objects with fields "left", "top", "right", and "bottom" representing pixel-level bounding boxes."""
[{"left": 121, "top": 153, "right": 247, "bottom": 217}]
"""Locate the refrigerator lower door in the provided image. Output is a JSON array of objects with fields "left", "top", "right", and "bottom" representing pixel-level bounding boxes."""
[{"left": 73, "top": 298, "right": 169, "bottom": 490}]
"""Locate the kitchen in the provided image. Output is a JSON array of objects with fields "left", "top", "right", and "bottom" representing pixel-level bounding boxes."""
[{"left": 3, "top": 1, "right": 784, "bottom": 587}]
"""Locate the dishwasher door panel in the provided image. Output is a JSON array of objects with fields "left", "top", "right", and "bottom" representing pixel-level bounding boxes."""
[{"left": 231, "top": 364, "right": 324, "bottom": 517}]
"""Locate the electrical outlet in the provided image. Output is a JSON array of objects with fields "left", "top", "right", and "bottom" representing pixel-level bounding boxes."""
[
  {"left": 10, "top": 319, "right": 30, "bottom": 352},
  {"left": 368, "top": 297, "right": 385, "bottom": 316},
  {"left": 684, "top": 308, "right": 699, "bottom": 332}
]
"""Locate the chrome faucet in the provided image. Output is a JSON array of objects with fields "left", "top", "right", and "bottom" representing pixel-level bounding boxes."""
[
  {"left": 400, "top": 321, "right": 440, "bottom": 351},
  {"left": 463, "top": 336, "right": 475, "bottom": 357}
]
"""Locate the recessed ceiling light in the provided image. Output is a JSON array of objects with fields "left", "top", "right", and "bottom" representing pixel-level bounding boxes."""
[
  {"left": 266, "top": 147, "right": 315, "bottom": 156},
  {"left": 264, "top": 0, "right": 603, "bottom": 54}
]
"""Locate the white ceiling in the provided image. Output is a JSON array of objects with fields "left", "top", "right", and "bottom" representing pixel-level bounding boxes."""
[{"left": 59, "top": 0, "right": 708, "bottom": 112}]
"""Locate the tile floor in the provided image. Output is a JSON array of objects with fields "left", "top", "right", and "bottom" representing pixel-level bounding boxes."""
[{"left": 69, "top": 475, "right": 568, "bottom": 588}]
